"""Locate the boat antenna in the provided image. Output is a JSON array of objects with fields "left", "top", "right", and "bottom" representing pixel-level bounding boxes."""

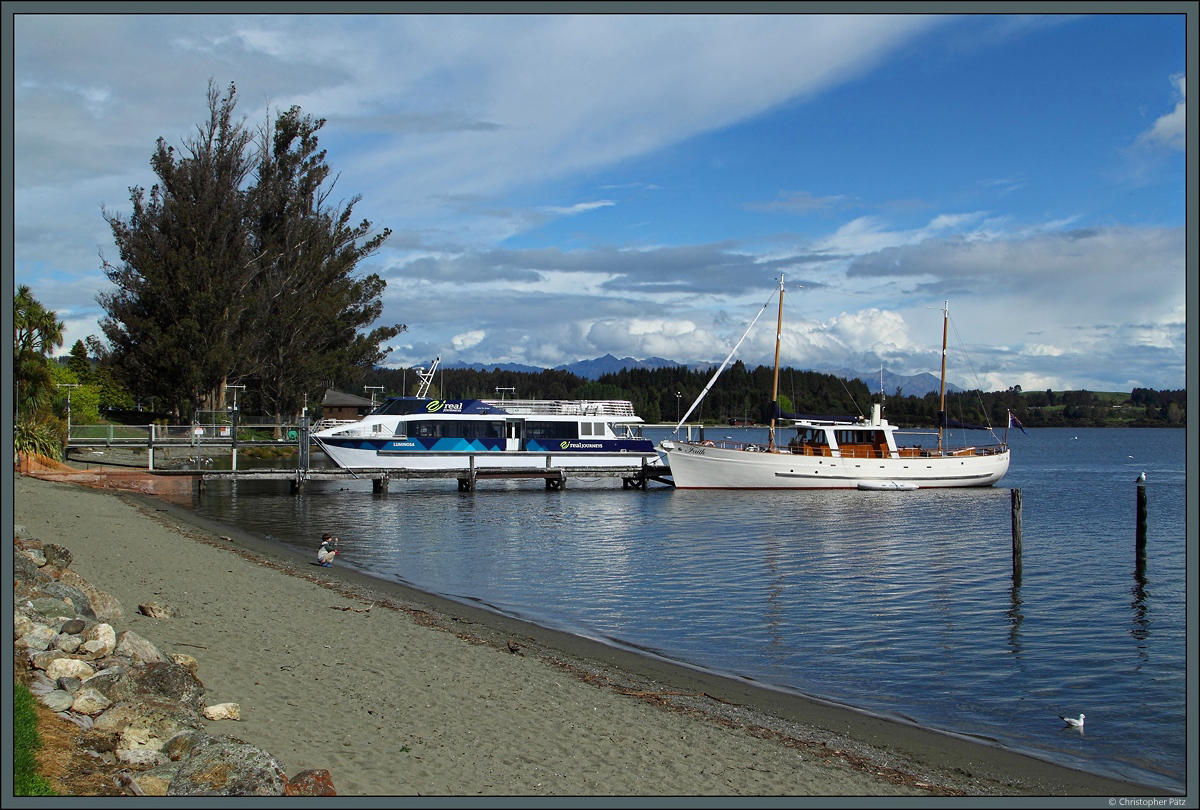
[
  {"left": 672, "top": 280, "right": 781, "bottom": 435},
  {"left": 416, "top": 355, "right": 440, "bottom": 399}
]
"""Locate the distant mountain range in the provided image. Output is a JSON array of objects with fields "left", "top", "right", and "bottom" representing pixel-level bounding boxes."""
[{"left": 442, "top": 354, "right": 963, "bottom": 397}]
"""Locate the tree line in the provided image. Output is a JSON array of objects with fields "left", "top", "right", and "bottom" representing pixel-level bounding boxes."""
[{"left": 360, "top": 364, "right": 1186, "bottom": 430}]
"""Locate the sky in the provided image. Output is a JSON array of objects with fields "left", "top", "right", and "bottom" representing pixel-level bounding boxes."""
[{"left": 7, "top": 7, "right": 1193, "bottom": 394}]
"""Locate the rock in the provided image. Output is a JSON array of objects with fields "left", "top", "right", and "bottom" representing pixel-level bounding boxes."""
[
  {"left": 40, "top": 582, "right": 96, "bottom": 617},
  {"left": 18, "top": 546, "right": 48, "bottom": 569},
  {"left": 162, "top": 729, "right": 215, "bottom": 761},
  {"left": 41, "top": 542, "right": 74, "bottom": 575},
  {"left": 82, "top": 660, "right": 140, "bottom": 706},
  {"left": 284, "top": 769, "right": 338, "bottom": 796},
  {"left": 55, "top": 628, "right": 83, "bottom": 649},
  {"left": 117, "top": 748, "right": 170, "bottom": 768},
  {"left": 13, "top": 525, "right": 39, "bottom": 549},
  {"left": 131, "top": 768, "right": 177, "bottom": 797},
  {"left": 116, "top": 630, "right": 168, "bottom": 665},
  {"left": 71, "top": 687, "right": 114, "bottom": 716},
  {"left": 84, "top": 622, "right": 117, "bottom": 652},
  {"left": 136, "top": 661, "right": 206, "bottom": 711},
  {"left": 14, "top": 614, "right": 35, "bottom": 639},
  {"left": 59, "top": 618, "right": 87, "bottom": 635},
  {"left": 56, "top": 675, "right": 83, "bottom": 694},
  {"left": 60, "top": 571, "right": 124, "bottom": 619},
  {"left": 138, "top": 601, "right": 179, "bottom": 619},
  {"left": 167, "top": 741, "right": 289, "bottom": 796},
  {"left": 45, "top": 656, "right": 97, "bottom": 682},
  {"left": 169, "top": 653, "right": 200, "bottom": 677},
  {"left": 38, "top": 689, "right": 75, "bottom": 712},
  {"left": 118, "top": 699, "right": 204, "bottom": 756},
  {"left": 92, "top": 702, "right": 142, "bottom": 734},
  {"left": 202, "top": 702, "right": 240, "bottom": 721},
  {"left": 29, "top": 649, "right": 66, "bottom": 671},
  {"left": 16, "top": 622, "right": 58, "bottom": 652},
  {"left": 25, "top": 597, "right": 78, "bottom": 621}
]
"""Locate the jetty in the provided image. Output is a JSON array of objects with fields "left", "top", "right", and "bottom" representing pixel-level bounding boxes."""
[{"left": 64, "top": 423, "right": 673, "bottom": 493}]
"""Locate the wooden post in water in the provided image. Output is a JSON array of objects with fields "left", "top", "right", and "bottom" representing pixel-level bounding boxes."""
[
  {"left": 1011, "top": 488, "right": 1022, "bottom": 583},
  {"left": 1136, "top": 483, "right": 1148, "bottom": 570}
]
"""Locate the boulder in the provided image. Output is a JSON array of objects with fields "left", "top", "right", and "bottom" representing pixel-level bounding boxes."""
[
  {"left": 38, "top": 689, "right": 75, "bottom": 712},
  {"left": 167, "top": 741, "right": 288, "bottom": 796},
  {"left": 59, "top": 571, "right": 124, "bottom": 619},
  {"left": 136, "top": 661, "right": 206, "bottom": 711},
  {"left": 284, "top": 769, "right": 338, "bottom": 796},
  {"left": 71, "top": 687, "right": 114, "bottom": 716},
  {"left": 116, "top": 630, "right": 168, "bottom": 666},
  {"left": 45, "top": 656, "right": 96, "bottom": 682}
]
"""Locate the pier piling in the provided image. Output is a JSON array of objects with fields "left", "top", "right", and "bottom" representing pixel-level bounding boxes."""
[
  {"left": 1136, "top": 483, "right": 1147, "bottom": 570},
  {"left": 1011, "top": 488, "right": 1022, "bottom": 583}
]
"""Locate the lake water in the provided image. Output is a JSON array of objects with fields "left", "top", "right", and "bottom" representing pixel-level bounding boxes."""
[{"left": 174, "top": 427, "right": 1188, "bottom": 793}]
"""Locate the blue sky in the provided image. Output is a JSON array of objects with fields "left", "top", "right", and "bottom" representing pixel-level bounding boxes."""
[{"left": 9, "top": 9, "right": 1191, "bottom": 393}]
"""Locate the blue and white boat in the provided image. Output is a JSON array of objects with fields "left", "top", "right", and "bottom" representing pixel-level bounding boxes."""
[{"left": 311, "top": 357, "right": 663, "bottom": 476}]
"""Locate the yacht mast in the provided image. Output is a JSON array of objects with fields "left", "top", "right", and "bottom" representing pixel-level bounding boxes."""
[
  {"left": 768, "top": 275, "right": 785, "bottom": 452},
  {"left": 937, "top": 301, "right": 948, "bottom": 454}
]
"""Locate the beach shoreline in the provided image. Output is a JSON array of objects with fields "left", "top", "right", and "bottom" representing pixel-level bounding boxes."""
[{"left": 10, "top": 470, "right": 1175, "bottom": 798}]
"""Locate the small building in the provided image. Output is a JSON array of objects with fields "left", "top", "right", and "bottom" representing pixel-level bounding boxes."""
[{"left": 319, "top": 389, "right": 377, "bottom": 423}]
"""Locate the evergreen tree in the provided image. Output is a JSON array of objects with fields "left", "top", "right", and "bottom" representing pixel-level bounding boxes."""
[
  {"left": 242, "top": 104, "right": 403, "bottom": 428},
  {"left": 99, "top": 80, "right": 254, "bottom": 421}
]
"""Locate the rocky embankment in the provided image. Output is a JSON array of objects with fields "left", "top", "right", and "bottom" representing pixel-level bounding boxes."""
[{"left": 12, "top": 525, "right": 336, "bottom": 797}]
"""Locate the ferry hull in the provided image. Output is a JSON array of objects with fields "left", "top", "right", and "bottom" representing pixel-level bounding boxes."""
[
  {"left": 314, "top": 436, "right": 663, "bottom": 472},
  {"left": 660, "top": 441, "right": 1009, "bottom": 490}
]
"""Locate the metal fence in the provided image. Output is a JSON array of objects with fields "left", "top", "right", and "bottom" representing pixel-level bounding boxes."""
[{"left": 66, "top": 423, "right": 303, "bottom": 447}]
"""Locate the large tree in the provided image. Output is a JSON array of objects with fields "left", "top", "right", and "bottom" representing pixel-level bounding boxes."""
[
  {"left": 242, "top": 105, "right": 404, "bottom": 428},
  {"left": 97, "top": 81, "right": 402, "bottom": 425},
  {"left": 100, "top": 80, "right": 254, "bottom": 421}
]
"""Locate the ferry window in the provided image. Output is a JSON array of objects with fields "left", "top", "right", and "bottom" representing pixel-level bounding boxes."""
[
  {"left": 580, "top": 421, "right": 606, "bottom": 436},
  {"left": 409, "top": 420, "right": 503, "bottom": 439},
  {"left": 526, "top": 421, "right": 577, "bottom": 440}
]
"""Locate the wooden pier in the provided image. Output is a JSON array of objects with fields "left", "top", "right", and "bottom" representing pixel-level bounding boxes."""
[
  {"left": 147, "top": 462, "right": 674, "bottom": 494},
  {"left": 64, "top": 424, "right": 675, "bottom": 492}
]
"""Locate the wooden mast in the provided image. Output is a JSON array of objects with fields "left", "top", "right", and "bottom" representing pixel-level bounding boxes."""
[
  {"left": 937, "top": 301, "right": 948, "bottom": 455},
  {"left": 768, "top": 275, "right": 784, "bottom": 452}
]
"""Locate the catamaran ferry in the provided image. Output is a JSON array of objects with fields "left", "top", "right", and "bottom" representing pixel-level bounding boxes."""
[{"left": 310, "top": 357, "right": 663, "bottom": 477}]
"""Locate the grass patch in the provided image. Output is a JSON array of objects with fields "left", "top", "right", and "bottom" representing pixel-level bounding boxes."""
[{"left": 13, "top": 681, "right": 58, "bottom": 796}]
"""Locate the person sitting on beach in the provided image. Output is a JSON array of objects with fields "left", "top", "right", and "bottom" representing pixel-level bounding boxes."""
[{"left": 317, "top": 534, "right": 339, "bottom": 567}]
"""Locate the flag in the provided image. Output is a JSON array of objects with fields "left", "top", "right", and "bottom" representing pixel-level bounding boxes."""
[{"left": 1008, "top": 411, "right": 1027, "bottom": 435}]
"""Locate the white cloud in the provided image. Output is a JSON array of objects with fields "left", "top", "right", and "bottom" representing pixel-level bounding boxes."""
[{"left": 1135, "top": 74, "right": 1185, "bottom": 151}]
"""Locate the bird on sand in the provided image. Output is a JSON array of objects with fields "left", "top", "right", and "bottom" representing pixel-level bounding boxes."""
[
  {"left": 1136, "top": 471, "right": 1146, "bottom": 483},
  {"left": 1058, "top": 713, "right": 1085, "bottom": 728}
]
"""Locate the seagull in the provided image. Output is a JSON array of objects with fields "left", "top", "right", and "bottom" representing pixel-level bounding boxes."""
[
  {"left": 1058, "top": 713, "right": 1085, "bottom": 728},
  {"left": 1136, "top": 472, "right": 1146, "bottom": 483}
]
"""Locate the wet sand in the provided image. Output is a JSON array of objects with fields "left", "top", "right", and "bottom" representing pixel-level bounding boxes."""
[{"left": 10, "top": 470, "right": 1169, "bottom": 798}]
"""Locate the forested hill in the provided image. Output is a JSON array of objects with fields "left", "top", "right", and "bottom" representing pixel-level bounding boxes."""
[{"left": 358, "top": 363, "right": 1186, "bottom": 429}]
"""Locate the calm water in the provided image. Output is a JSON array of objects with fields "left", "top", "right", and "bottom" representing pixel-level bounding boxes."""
[{"left": 176, "top": 427, "right": 1188, "bottom": 793}]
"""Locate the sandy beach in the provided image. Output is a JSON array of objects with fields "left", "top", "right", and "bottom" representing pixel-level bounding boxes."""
[{"left": 10, "top": 470, "right": 1167, "bottom": 799}]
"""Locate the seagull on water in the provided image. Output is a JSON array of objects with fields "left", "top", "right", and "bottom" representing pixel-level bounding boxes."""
[
  {"left": 1136, "top": 471, "right": 1146, "bottom": 483},
  {"left": 1058, "top": 713, "right": 1085, "bottom": 728}
]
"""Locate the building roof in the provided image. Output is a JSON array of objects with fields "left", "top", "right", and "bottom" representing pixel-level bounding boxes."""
[{"left": 320, "top": 388, "right": 376, "bottom": 407}]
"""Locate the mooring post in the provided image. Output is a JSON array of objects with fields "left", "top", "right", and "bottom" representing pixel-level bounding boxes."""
[
  {"left": 1011, "top": 488, "right": 1022, "bottom": 583},
  {"left": 1136, "top": 483, "right": 1148, "bottom": 570}
]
